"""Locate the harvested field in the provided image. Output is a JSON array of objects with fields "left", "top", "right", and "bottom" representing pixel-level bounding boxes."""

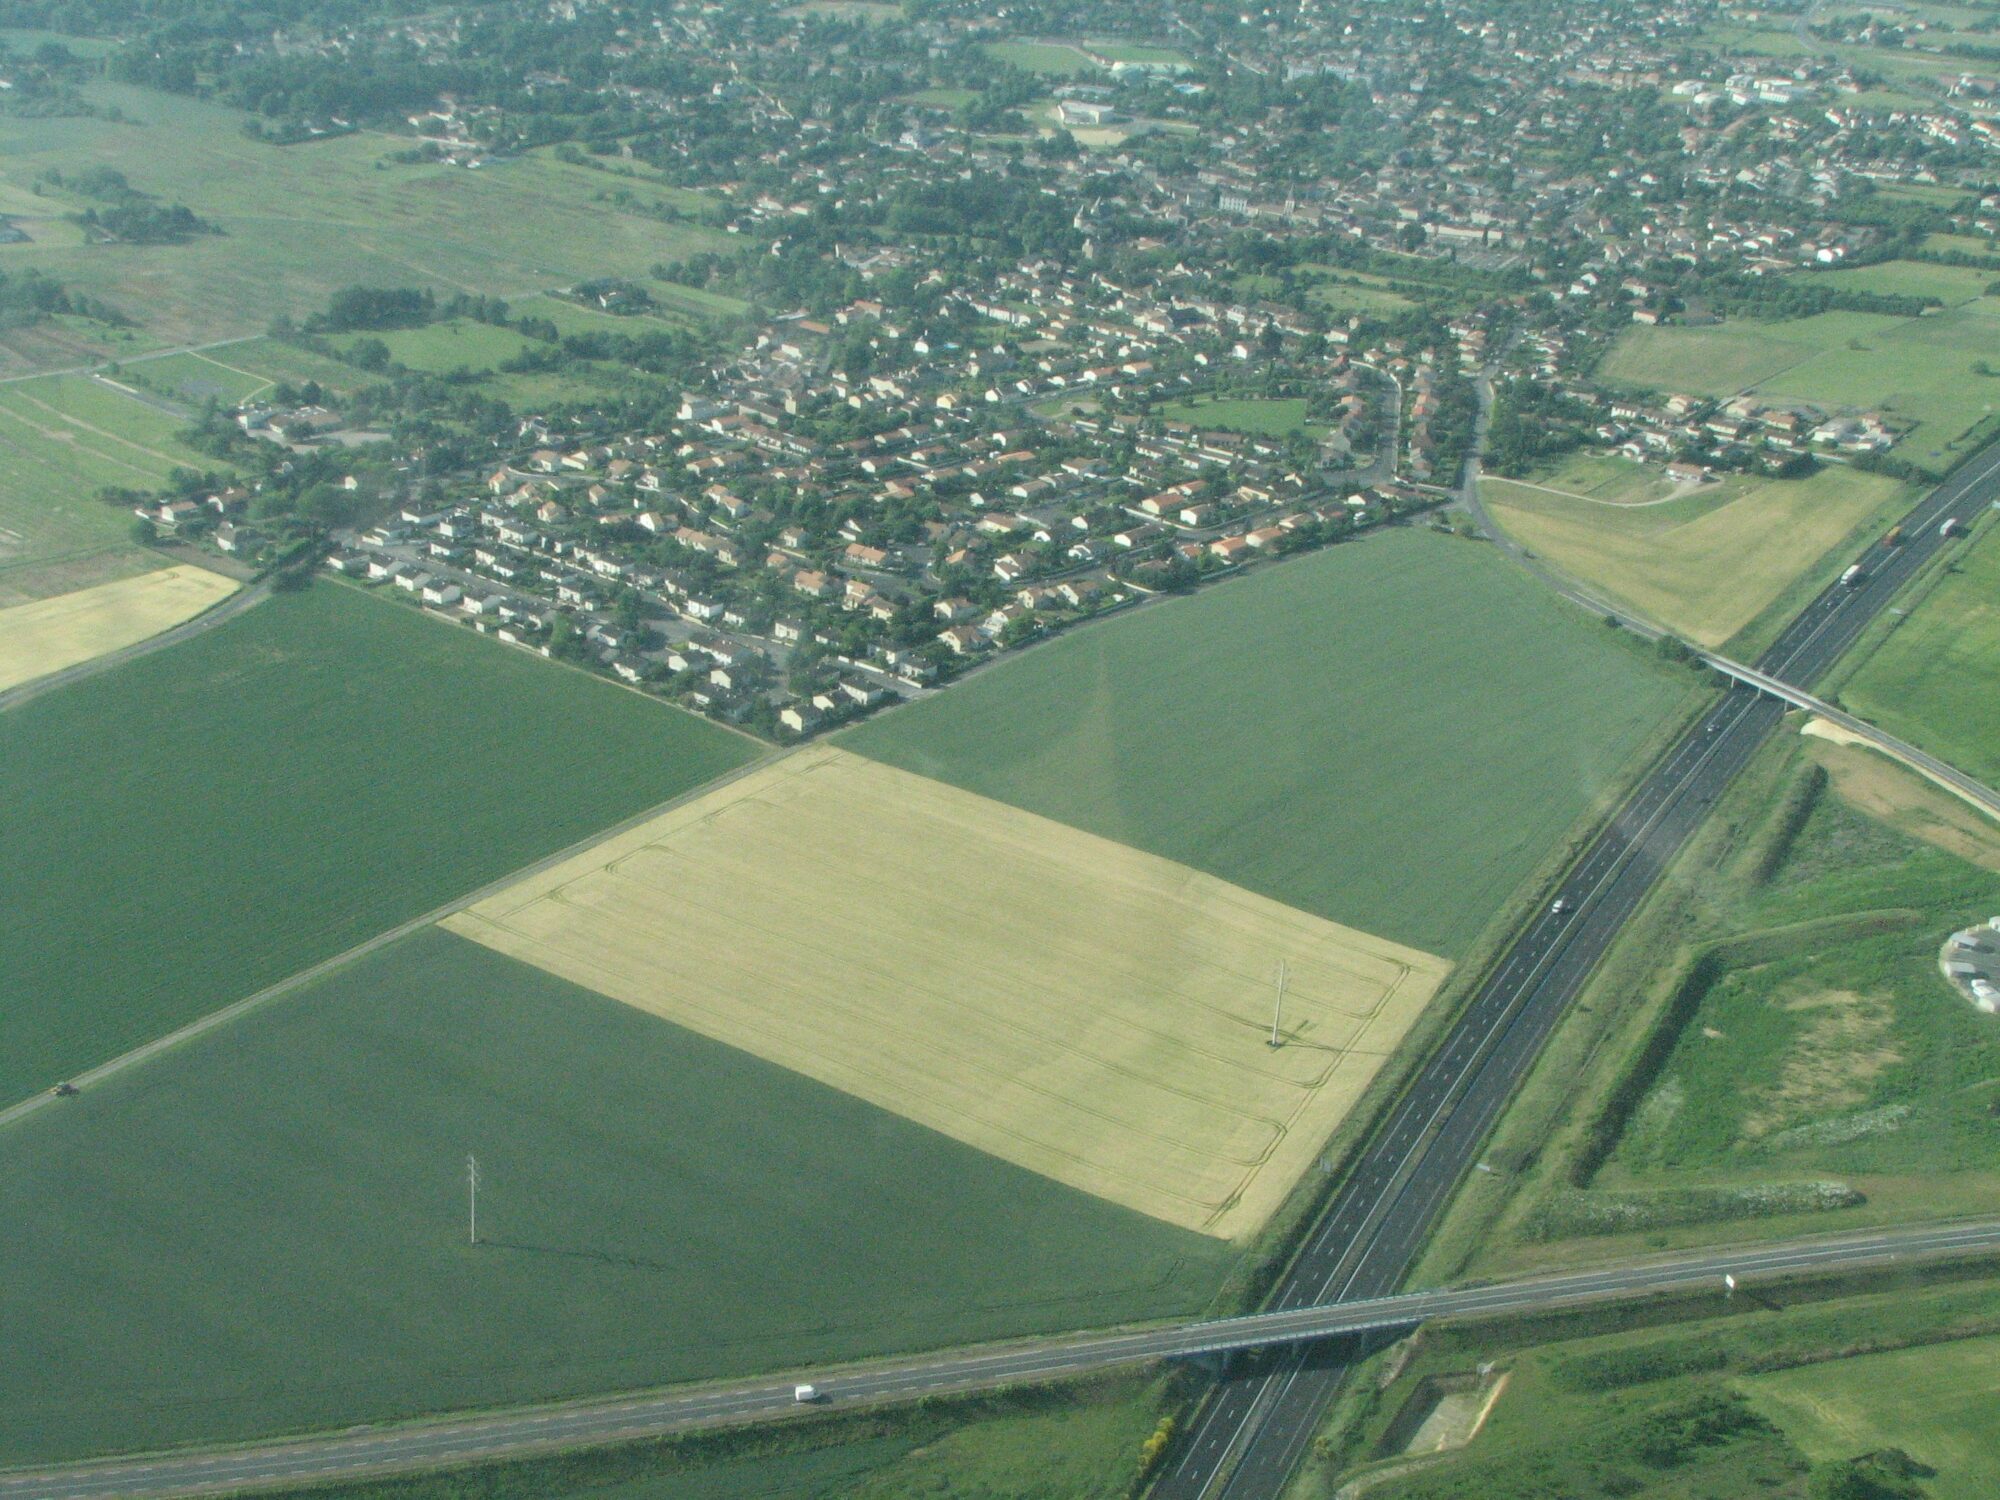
[
  {"left": 0, "top": 562, "right": 237, "bottom": 692},
  {"left": 446, "top": 747, "right": 1451, "bottom": 1240}
]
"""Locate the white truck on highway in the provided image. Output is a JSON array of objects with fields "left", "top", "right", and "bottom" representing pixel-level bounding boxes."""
[{"left": 794, "top": 1383, "right": 819, "bottom": 1403}]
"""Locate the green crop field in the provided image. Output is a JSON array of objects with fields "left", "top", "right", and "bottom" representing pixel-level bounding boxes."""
[
  {"left": 1155, "top": 395, "right": 1323, "bottom": 437},
  {"left": 846, "top": 529, "right": 1690, "bottom": 958},
  {"left": 0, "top": 582, "right": 757, "bottom": 1107},
  {"left": 1742, "top": 1336, "right": 2000, "bottom": 1500},
  {"left": 1841, "top": 518, "right": 2000, "bottom": 784},
  {"left": 1599, "top": 299, "right": 2000, "bottom": 472},
  {"left": 1482, "top": 461, "right": 1911, "bottom": 650},
  {"left": 0, "top": 928, "right": 1227, "bottom": 1463},
  {"left": 0, "top": 371, "right": 224, "bottom": 603},
  {"left": 0, "top": 83, "right": 736, "bottom": 361}
]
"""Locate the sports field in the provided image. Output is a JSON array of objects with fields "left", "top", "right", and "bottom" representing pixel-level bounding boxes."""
[
  {"left": 846, "top": 530, "right": 1690, "bottom": 959},
  {"left": 1157, "top": 396, "right": 1324, "bottom": 438},
  {"left": 0, "top": 562, "right": 236, "bottom": 691},
  {"left": 982, "top": 39, "right": 1103, "bottom": 73},
  {"left": 0, "top": 928, "right": 1227, "bottom": 1464},
  {"left": 1741, "top": 1335, "right": 2000, "bottom": 1500},
  {"left": 1841, "top": 517, "right": 2000, "bottom": 784},
  {"left": 0, "top": 582, "right": 756, "bottom": 1106},
  {"left": 447, "top": 747, "right": 1450, "bottom": 1239},
  {"left": 1482, "top": 462, "right": 1910, "bottom": 648},
  {"left": 1599, "top": 296, "right": 2000, "bottom": 472}
]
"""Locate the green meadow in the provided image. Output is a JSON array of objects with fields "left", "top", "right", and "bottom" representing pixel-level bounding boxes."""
[
  {"left": 1842, "top": 517, "right": 2000, "bottom": 784},
  {"left": 0, "top": 83, "right": 736, "bottom": 358},
  {"left": 847, "top": 529, "right": 1691, "bottom": 958},
  {"left": 1743, "top": 1336, "right": 2000, "bottom": 1500},
  {"left": 0, "top": 928, "right": 1227, "bottom": 1463},
  {"left": 1599, "top": 293, "right": 2000, "bottom": 472},
  {"left": 0, "top": 582, "right": 756, "bottom": 1105},
  {"left": 0, "top": 371, "right": 224, "bottom": 602}
]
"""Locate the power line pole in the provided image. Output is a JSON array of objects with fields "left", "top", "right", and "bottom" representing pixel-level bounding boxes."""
[
  {"left": 466, "top": 1153, "right": 480, "bottom": 1246},
  {"left": 1270, "top": 960, "right": 1287, "bottom": 1048}
]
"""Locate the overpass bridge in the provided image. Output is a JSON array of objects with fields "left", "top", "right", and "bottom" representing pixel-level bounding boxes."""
[
  {"left": 1699, "top": 651, "right": 2000, "bottom": 822},
  {"left": 6, "top": 1219, "right": 2000, "bottom": 1500}
]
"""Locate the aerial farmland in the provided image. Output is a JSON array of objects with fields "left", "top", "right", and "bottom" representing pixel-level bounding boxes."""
[{"left": 446, "top": 745, "right": 1453, "bottom": 1239}]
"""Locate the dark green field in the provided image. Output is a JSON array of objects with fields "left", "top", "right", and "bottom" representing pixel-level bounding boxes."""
[
  {"left": 845, "top": 530, "right": 1690, "bottom": 958},
  {"left": 0, "top": 583, "right": 756, "bottom": 1106},
  {"left": 0, "top": 930, "right": 1227, "bottom": 1463}
]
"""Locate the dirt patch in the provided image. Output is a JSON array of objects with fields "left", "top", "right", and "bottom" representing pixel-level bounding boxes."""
[
  {"left": 1401, "top": 1371, "right": 1509, "bottom": 1455},
  {"left": 1805, "top": 731, "right": 2000, "bottom": 875},
  {"left": 1742, "top": 988, "right": 1901, "bottom": 1141}
]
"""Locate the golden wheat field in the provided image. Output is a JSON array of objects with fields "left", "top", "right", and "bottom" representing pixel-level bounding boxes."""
[
  {"left": 0, "top": 563, "right": 238, "bottom": 693},
  {"left": 445, "top": 747, "right": 1450, "bottom": 1239}
]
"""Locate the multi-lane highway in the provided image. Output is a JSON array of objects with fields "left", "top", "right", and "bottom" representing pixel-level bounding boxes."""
[
  {"left": 1154, "top": 439, "right": 2000, "bottom": 1500},
  {"left": 5, "top": 1218, "right": 1998, "bottom": 1500}
]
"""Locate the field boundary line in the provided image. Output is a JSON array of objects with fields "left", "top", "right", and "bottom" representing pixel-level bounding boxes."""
[
  {"left": 0, "top": 747, "right": 786, "bottom": 1132},
  {"left": 1481, "top": 475, "right": 1705, "bottom": 509}
]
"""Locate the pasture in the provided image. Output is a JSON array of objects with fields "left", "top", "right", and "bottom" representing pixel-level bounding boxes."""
[
  {"left": 1156, "top": 395, "right": 1323, "bottom": 438},
  {"left": 0, "top": 582, "right": 756, "bottom": 1107},
  {"left": 845, "top": 529, "right": 1690, "bottom": 959},
  {"left": 0, "top": 928, "right": 1226, "bottom": 1463},
  {"left": 0, "top": 371, "right": 223, "bottom": 603},
  {"left": 1481, "top": 462, "right": 1911, "bottom": 648},
  {"left": 0, "top": 84, "right": 736, "bottom": 359},
  {"left": 447, "top": 747, "right": 1451, "bottom": 1240},
  {"left": 0, "top": 561, "right": 235, "bottom": 692},
  {"left": 1841, "top": 517, "right": 2000, "bottom": 784},
  {"left": 1741, "top": 1335, "right": 2000, "bottom": 1499},
  {"left": 1599, "top": 298, "right": 2000, "bottom": 471},
  {"left": 334, "top": 317, "right": 537, "bottom": 374}
]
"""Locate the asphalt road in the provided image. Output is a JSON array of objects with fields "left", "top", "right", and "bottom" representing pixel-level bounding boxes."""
[
  {"left": 5, "top": 1218, "right": 1996, "bottom": 1500},
  {"left": 1154, "top": 439, "right": 2000, "bottom": 1500},
  {"left": 0, "top": 578, "right": 268, "bottom": 717}
]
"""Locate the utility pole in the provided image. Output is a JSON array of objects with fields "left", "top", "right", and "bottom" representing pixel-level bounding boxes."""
[
  {"left": 1270, "top": 960, "right": 1288, "bottom": 1048},
  {"left": 467, "top": 1153, "right": 480, "bottom": 1246}
]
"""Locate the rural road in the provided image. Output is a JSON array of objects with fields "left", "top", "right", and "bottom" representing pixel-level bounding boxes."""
[
  {"left": 0, "top": 576, "right": 269, "bottom": 717},
  {"left": 0, "top": 744, "right": 781, "bottom": 1133},
  {"left": 1154, "top": 432, "right": 2000, "bottom": 1500},
  {"left": 3, "top": 1218, "right": 1996, "bottom": 1499}
]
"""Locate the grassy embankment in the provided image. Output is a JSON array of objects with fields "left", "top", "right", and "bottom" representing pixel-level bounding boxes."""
[
  {"left": 1481, "top": 454, "right": 1913, "bottom": 654},
  {"left": 1410, "top": 723, "right": 2000, "bottom": 1291},
  {"left": 1290, "top": 1257, "right": 2000, "bottom": 1500},
  {"left": 1837, "top": 512, "right": 2000, "bottom": 785}
]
